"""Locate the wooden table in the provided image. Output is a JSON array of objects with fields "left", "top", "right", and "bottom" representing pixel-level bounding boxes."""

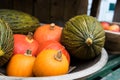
[{"left": 86, "top": 53, "right": 120, "bottom": 80}]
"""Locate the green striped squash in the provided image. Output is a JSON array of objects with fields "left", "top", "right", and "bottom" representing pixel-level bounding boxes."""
[
  {"left": 0, "top": 9, "right": 40, "bottom": 34},
  {"left": 61, "top": 15, "right": 105, "bottom": 60},
  {"left": 0, "top": 19, "right": 14, "bottom": 66}
]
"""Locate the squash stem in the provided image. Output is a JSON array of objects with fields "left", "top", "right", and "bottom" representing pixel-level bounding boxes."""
[
  {"left": 86, "top": 38, "right": 93, "bottom": 46},
  {"left": 26, "top": 32, "right": 33, "bottom": 43},
  {"left": 27, "top": 32, "right": 33, "bottom": 40},
  {"left": 50, "top": 23, "right": 55, "bottom": 30},
  {"left": 0, "top": 49, "right": 4, "bottom": 56},
  {"left": 0, "top": 46, "right": 4, "bottom": 56},
  {"left": 54, "top": 50, "right": 62, "bottom": 62},
  {"left": 25, "top": 50, "right": 32, "bottom": 56}
]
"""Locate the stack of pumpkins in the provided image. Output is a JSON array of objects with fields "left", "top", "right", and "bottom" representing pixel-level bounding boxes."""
[{"left": 0, "top": 9, "right": 105, "bottom": 77}]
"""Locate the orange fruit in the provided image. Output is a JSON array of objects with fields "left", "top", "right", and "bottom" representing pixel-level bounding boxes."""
[
  {"left": 33, "top": 49, "right": 69, "bottom": 76},
  {"left": 33, "top": 23, "right": 62, "bottom": 45},
  {"left": 7, "top": 53, "right": 35, "bottom": 77}
]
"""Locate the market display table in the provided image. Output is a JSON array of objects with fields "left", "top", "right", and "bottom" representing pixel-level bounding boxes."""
[{"left": 86, "top": 53, "right": 120, "bottom": 80}]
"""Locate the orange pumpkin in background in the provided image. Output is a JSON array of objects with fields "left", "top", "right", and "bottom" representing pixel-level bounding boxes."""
[
  {"left": 33, "top": 49, "right": 69, "bottom": 77},
  {"left": 7, "top": 50, "right": 35, "bottom": 77},
  {"left": 13, "top": 32, "right": 39, "bottom": 56},
  {"left": 38, "top": 40, "right": 70, "bottom": 64},
  {"left": 33, "top": 23, "right": 62, "bottom": 45}
]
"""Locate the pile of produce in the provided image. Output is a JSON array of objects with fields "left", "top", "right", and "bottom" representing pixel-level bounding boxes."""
[
  {"left": 100, "top": 21, "right": 120, "bottom": 32},
  {"left": 0, "top": 9, "right": 105, "bottom": 77}
]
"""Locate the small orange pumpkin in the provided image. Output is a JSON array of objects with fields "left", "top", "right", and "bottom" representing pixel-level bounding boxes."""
[
  {"left": 38, "top": 40, "right": 70, "bottom": 64},
  {"left": 33, "top": 23, "right": 62, "bottom": 45},
  {"left": 33, "top": 49, "right": 69, "bottom": 76},
  {"left": 7, "top": 50, "right": 35, "bottom": 77}
]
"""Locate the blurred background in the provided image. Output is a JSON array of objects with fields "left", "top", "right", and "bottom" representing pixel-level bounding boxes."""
[{"left": 88, "top": 0, "right": 117, "bottom": 22}]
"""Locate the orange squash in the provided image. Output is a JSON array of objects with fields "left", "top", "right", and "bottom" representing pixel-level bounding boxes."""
[
  {"left": 7, "top": 50, "right": 36, "bottom": 77},
  {"left": 38, "top": 40, "right": 70, "bottom": 64},
  {"left": 33, "top": 23, "right": 62, "bottom": 45},
  {"left": 33, "top": 49, "right": 69, "bottom": 76}
]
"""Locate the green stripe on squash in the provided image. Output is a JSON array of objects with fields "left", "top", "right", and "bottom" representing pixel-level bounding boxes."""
[{"left": 0, "top": 9, "right": 40, "bottom": 34}]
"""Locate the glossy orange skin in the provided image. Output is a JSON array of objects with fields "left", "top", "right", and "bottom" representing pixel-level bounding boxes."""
[
  {"left": 13, "top": 34, "right": 39, "bottom": 56},
  {"left": 38, "top": 40, "right": 70, "bottom": 64},
  {"left": 33, "top": 49, "right": 69, "bottom": 77},
  {"left": 7, "top": 54, "right": 35, "bottom": 77},
  {"left": 33, "top": 24, "right": 62, "bottom": 45}
]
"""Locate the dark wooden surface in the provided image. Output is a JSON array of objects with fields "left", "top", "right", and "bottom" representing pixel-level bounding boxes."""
[
  {"left": 0, "top": 0, "right": 120, "bottom": 23},
  {"left": 113, "top": 0, "right": 120, "bottom": 22},
  {"left": 0, "top": 0, "right": 88, "bottom": 25},
  {"left": 13, "top": 0, "right": 34, "bottom": 14},
  {"left": 90, "top": 0, "right": 101, "bottom": 17},
  {"left": 0, "top": 0, "right": 13, "bottom": 9},
  {"left": 34, "top": 0, "right": 50, "bottom": 22}
]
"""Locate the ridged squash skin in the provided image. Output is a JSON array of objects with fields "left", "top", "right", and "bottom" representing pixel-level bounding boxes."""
[
  {"left": 0, "top": 19, "right": 14, "bottom": 66},
  {"left": 61, "top": 15, "right": 105, "bottom": 60},
  {"left": 0, "top": 9, "right": 40, "bottom": 34}
]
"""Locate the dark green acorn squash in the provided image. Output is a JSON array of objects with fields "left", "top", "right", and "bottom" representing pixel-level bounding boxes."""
[
  {"left": 61, "top": 15, "right": 105, "bottom": 60},
  {"left": 0, "top": 9, "right": 40, "bottom": 34},
  {"left": 0, "top": 19, "right": 14, "bottom": 66}
]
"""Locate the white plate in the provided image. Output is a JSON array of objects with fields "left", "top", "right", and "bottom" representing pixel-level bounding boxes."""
[{"left": 0, "top": 48, "right": 108, "bottom": 80}]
